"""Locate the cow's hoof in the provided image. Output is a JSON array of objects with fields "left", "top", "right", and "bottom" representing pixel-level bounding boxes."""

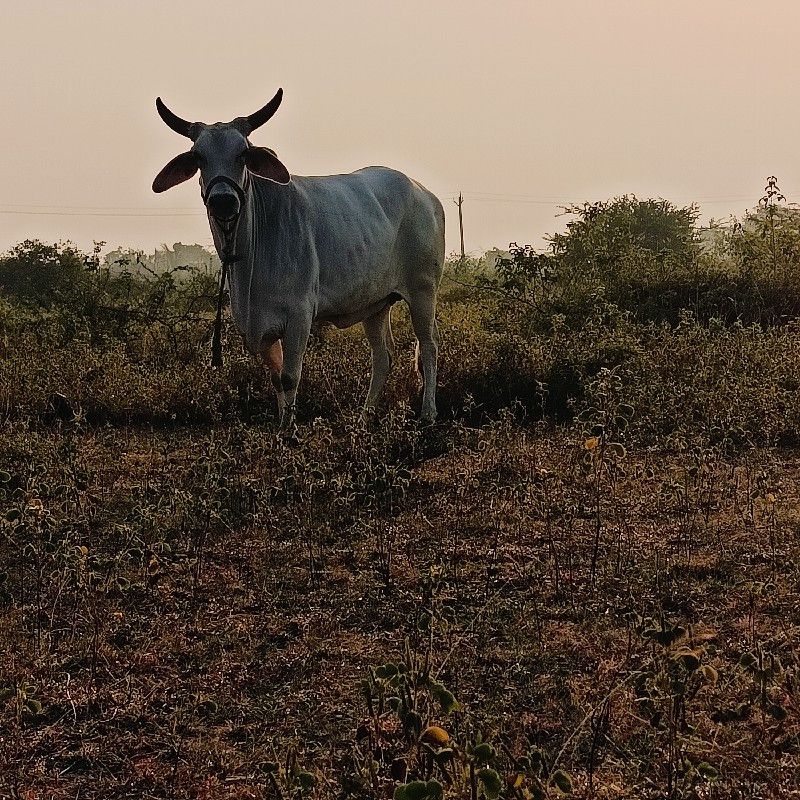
[
  {"left": 281, "top": 425, "right": 300, "bottom": 447},
  {"left": 361, "top": 407, "right": 379, "bottom": 429}
]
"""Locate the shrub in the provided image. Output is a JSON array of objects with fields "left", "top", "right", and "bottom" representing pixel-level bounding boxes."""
[
  {"left": 0, "top": 240, "right": 91, "bottom": 310},
  {"left": 491, "top": 193, "right": 800, "bottom": 327}
]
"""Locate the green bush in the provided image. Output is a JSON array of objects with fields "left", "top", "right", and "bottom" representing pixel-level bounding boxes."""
[
  {"left": 3, "top": 201, "right": 800, "bottom": 447},
  {"left": 0, "top": 240, "right": 90, "bottom": 309},
  {"left": 491, "top": 194, "right": 800, "bottom": 327}
]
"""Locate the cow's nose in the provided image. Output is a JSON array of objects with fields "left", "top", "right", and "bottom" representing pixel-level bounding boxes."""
[{"left": 207, "top": 191, "right": 240, "bottom": 220}]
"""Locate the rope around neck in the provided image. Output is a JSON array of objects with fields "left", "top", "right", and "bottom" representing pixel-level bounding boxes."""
[{"left": 204, "top": 175, "right": 247, "bottom": 367}]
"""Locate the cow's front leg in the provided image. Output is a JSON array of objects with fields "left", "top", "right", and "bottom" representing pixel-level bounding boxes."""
[
  {"left": 262, "top": 339, "right": 286, "bottom": 420},
  {"left": 278, "top": 317, "right": 312, "bottom": 442}
]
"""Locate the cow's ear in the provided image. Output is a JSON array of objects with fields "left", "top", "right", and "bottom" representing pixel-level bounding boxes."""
[
  {"left": 152, "top": 151, "right": 199, "bottom": 193},
  {"left": 245, "top": 147, "right": 290, "bottom": 185}
]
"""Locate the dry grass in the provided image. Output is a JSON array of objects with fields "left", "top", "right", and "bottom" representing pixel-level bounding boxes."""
[{"left": 2, "top": 411, "right": 799, "bottom": 799}]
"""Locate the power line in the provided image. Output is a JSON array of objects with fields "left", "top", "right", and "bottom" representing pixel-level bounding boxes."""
[
  {"left": 443, "top": 190, "right": 800, "bottom": 204},
  {"left": 0, "top": 202, "right": 200, "bottom": 211},
  {"left": 2, "top": 189, "right": 800, "bottom": 218},
  {"left": 0, "top": 208, "right": 204, "bottom": 217}
]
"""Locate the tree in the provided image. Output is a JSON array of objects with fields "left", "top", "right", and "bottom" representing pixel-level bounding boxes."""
[{"left": 0, "top": 240, "right": 90, "bottom": 309}]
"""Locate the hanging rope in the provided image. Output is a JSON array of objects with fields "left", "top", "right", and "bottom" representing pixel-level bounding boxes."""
[
  {"left": 201, "top": 176, "right": 247, "bottom": 367},
  {"left": 210, "top": 258, "right": 231, "bottom": 367}
]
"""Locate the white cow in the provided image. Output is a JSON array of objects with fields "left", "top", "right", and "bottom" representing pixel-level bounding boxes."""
[{"left": 152, "top": 89, "right": 445, "bottom": 435}]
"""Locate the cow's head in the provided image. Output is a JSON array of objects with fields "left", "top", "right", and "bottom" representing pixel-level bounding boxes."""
[{"left": 152, "top": 89, "right": 290, "bottom": 225}]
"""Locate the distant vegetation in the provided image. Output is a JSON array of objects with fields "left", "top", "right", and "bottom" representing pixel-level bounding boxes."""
[
  {"left": 3, "top": 191, "right": 800, "bottom": 437},
  {"left": 104, "top": 242, "right": 220, "bottom": 280},
  {"left": 2, "top": 185, "right": 800, "bottom": 798}
]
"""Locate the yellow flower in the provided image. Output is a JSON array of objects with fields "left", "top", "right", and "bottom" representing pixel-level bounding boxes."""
[
  {"left": 26, "top": 498, "right": 44, "bottom": 516},
  {"left": 584, "top": 437, "right": 599, "bottom": 450},
  {"left": 421, "top": 726, "right": 450, "bottom": 746}
]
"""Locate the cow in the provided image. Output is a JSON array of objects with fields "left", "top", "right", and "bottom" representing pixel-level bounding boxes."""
[{"left": 152, "top": 89, "right": 445, "bottom": 437}]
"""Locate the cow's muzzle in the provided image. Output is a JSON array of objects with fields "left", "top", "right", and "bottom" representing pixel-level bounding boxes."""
[
  {"left": 203, "top": 176, "right": 246, "bottom": 224},
  {"left": 207, "top": 192, "right": 239, "bottom": 222}
]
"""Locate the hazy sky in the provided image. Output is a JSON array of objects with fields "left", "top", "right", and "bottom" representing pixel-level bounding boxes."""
[{"left": 3, "top": 1, "right": 800, "bottom": 258}]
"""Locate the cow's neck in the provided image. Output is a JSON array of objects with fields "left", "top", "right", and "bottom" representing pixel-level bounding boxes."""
[
  {"left": 231, "top": 176, "right": 293, "bottom": 269},
  {"left": 221, "top": 175, "right": 298, "bottom": 345}
]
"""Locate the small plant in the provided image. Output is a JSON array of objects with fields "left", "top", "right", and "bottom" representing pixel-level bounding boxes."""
[
  {"left": 630, "top": 616, "right": 720, "bottom": 796},
  {"left": 258, "top": 747, "right": 318, "bottom": 800},
  {"left": 738, "top": 646, "right": 789, "bottom": 724},
  {"left": 360, "top": 640, "right": 458, "bottom": 746},
  {"left": 0, "top": 681, "right": 42, "bottom": 724},
  {"left": 759, "top": 175, "right": 787, "bottom": 280},
  {"left": 576, "top": 366, "right": 633, "bottom": 581}
]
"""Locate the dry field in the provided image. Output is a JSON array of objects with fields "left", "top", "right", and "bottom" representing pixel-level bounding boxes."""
[
  {"left": 4, "top": 207, "right": 800, "bottom": 798},
  {"left": 2, "top": 405, "right": 800, "bottom": 799}
]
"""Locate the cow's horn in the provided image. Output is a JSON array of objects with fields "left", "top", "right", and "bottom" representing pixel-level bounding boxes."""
[
  {"left": 243, "top": 89, "right": 283, "bottom": 133},
  {"left": 156, "top": 97, "right": 197, "bottom": 139}
]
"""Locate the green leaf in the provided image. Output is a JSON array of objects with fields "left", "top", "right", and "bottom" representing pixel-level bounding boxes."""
[
  {"left": 766, "top": 702, "right": 788, "bottom": 721},
  {"left": 0, "top": 471, "right": 11, "bottom": 482},
  {"left": 375, "top": 663, "right": 399, "bottom": 680},
  {"left": 472, "top": 742, "right": 495, "bottom": 764},
  {"left": 196, "top": 699, "right": 218, "bottom": 715},
  {"left": 617, "top": 403, "right": 635, "bottom": 419},
  {"left": 528, "top": 749, "right": 545, "bottom": 774},
  {"left": 606, "top": 442, "right": 626, "bottom": 458},
  {"left": 670, "top": 625, "right": 687, "bottom": 643},
  {"left": 477, "top": 768, "right": 501, "bottom": 800},
  {"left": 701, "top": 664, "right": 718, "bottom": 684},
  {"left": 645, "top": 625, "right": 685, "bottom": 647},
  {"left": 697, "top": 762, "right": 719, "bottom": 781},
  {"left": 738, "top": 652, "right": 757, "bottom": 670},
  {"left": 432, "top": 747, "right": 453, "bottom": 765},
  {"left": 24, "top": 699, "right": 42, "bottom": 715},
  {"left": 429, "top": 680, "right": 459, "bottom": 715},
  {"left": 674, "top": 648, "right": 701, "bottom": 671},
  {"left": 395, "top": 780, "right": 441, "bottom": 800},
  {"left": 552, "top": 770, "right": 573, "bottom": 794},
  {"left": 425, "top": 780, "right": 443, "bottom": 800},
  {"left": 5, "top": 509, "right": 21, "bottom": 523},
  {"left": 296, "top": 771, "right": 317, "bottom": 792}
]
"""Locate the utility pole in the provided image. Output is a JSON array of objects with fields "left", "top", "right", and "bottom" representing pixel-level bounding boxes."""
[{"left": 453, "top": 192, "right": 465, "bottom": 260}]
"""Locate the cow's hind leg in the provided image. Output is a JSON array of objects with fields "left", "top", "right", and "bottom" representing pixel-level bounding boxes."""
[
  {"left": 262, "top": 340, "right": 286, "bottom": 420},
  {"left": 362, "top": 304, "right": 395, "bottom": 414},
  {"left": 407, "top": 292, "right": 439, "bottom": 424}
]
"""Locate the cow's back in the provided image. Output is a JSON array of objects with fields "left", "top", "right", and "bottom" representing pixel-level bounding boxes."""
[{"left": 291, "top": 167, "right": 444, "bottom": 317}]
